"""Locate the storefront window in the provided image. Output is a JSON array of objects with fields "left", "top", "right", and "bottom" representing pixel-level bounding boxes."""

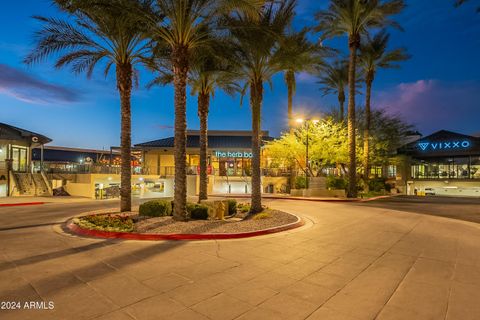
[
  {"left": 411, "top": 156, "right": 480, "bottom": 180},
  {"left": 211, "top": 152, "right": 252, "bottom": 177},
  {"left": 471, "top": 156, "right": 480, "bottom": 179}
]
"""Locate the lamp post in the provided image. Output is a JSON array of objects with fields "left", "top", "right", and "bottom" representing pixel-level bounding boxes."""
[{"left": 296, "top": 118, "right": 319, "bottom": 189}]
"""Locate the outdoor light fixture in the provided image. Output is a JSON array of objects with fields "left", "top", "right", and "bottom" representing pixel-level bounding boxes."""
[
  {"left": 108, "top": 177, "right": 112, "bottom": 181},
  {"left": 296, "top": 118, "right": 304, "bottom": 123}
]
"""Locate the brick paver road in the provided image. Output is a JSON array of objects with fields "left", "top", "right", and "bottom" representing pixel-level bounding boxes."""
[{"left": 1, "top": 199, "right": 480, "bottom": 319}]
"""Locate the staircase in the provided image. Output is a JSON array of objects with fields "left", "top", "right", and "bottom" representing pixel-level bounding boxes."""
[
  {"left": 32, "top": 173, "right": 50, "bottom": 196},
  {"left": 13, "top": 173, "right": 51, "bottom": 196}
]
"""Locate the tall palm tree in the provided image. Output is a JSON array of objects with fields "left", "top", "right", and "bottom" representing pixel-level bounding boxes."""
[
  {"left": 315, "top": 0, "right": 405, "bottom": 198},
  {"left": 189, "top": 48, "right": 241, "bottom": 201},
  {"left": 272, "top": 28, "right": 325, "bottom": 132},
  {"left": 359, "top": 30, "right": 409, "bottom": 182},
  {"left": 25, "top": 0, "right": 151, "bottom": 212},
  {"left": 143, "top": 0, "right": 262, "bottom": 221},
  {"left": 227, "top": 0, "right": 296, "bottom": 214},
  {"left": 317, "top": 60, "right": 349, "bottom": 122}
]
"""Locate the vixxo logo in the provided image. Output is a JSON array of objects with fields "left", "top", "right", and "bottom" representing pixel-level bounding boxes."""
[{"left": 418, "top": 140, "right": 471, "bottom": 151}]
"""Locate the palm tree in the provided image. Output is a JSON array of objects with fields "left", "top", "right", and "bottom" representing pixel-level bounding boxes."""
[
  {"left": 142, "top": 0, "right": 262, "bottom": 221},
  {"left": 227, "top": 0, "right": 296, "bottom": 214},
  {"left": 317, "top": 60, "right": 349, "bottom": 122},
  {"left": 359, "top": 30, "right": 409, "bottom": 182},
  {"left": 315, "top": 0, "right": 405, "bottom": 198},
  {"left": 189, "top": 48, "right": 241, "bottom": 201},
  {"left": 273, "top": 28, "right": 325, "bottom": 132},
  {"left": 25, "top": 0, "right": 151, "bottom": 212}
]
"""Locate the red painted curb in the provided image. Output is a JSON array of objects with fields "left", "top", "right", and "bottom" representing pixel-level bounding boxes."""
[
  {"left": 66, "top": 217, "right": 305, "bottom": 241},
  {"left": 0, "top": 202, "right": 46, "bottom": 207}
]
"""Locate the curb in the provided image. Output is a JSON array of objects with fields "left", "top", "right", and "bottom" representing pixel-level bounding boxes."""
[
  {"left": 0, "top": 202, "right": 46, "bottom": 207},
  {"left": 217, "top": 194, "right": 397, "bottom": 203},
  {"left": 65, "top": 217, "right": 305, "bottom": 241}
]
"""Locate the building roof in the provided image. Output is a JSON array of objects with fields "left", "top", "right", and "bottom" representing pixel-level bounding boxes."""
[
  {"left": 0, "top": 122, "right": 52, "bottom": 145},
  {"left": 399, "top": 130, "right": 480, "bottom": 157},
  {"left": 135, "top": 131, "right": 275, "bottom": 149},
  {"left": 32, "top": 146, "right": 116, "bottom": 163}
]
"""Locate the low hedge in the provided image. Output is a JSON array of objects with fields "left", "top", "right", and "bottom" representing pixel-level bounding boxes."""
[
  {"left": 187, "top": 203, "right": 209, "bottom": 220},
  {"left": 139, "top": 200, "right": 172, "bottom": 217}
]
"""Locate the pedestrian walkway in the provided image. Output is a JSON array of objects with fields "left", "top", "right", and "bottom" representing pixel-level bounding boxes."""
[
  {"left": 1, "top": 199, "right": 479, "bottom": 319},
  {"left": 0, "top": 196, "right": 96, "bottom": 206}
]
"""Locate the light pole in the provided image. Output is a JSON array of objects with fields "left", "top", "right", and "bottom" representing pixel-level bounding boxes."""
[{"left": 296, "top": 118, "right": 319, "bottom": 189}]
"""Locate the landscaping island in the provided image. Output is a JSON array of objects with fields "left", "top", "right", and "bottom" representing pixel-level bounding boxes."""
[{"left": 67, "top": 199, "right": 303, "bottom": 240}]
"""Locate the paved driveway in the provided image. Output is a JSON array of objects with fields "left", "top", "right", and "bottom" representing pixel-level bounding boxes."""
[
  {"left": 356, "top": 195, "right": 480, "bottom": 223},
  {"left": 1, "top": 199, "right": 480, "bottom": 319}
]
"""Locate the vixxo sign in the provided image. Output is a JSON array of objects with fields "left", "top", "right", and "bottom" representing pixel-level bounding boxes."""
[
  {"left": 417, "top": 140, "right": 471, "bottom": 152},
  {"left": 214, "top": 151, "right": 253, "bottom": 158}
]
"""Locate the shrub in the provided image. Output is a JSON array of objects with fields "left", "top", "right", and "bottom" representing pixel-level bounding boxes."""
[
  {"left": 227, "top": 199, "right": 237, "bottom": 215},
  {"left": 238, "top": 203, "right": 250, "bottom": 213},
  {"left": 139, "top": 200, "right": 172, "bottom": 217},
  {"left": 368, "top": 178, "right": 387, "bottom": 193},
  {"left": 78, "top": 214, "right": 134, "bottom": 232},
  {"left": 294, "top": 176, "right": 307, "bottom": 189},
  {"left": 326, "top": 176, "right": 347, "bottom": 190},
  {"left": 253, "top": 212, "right": 271, "bottom": 220},
  {"left": 188, "top": 204, "right": 209, "bottom": 220}
]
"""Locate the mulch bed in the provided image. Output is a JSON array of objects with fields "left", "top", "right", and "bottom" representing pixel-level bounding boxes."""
[
  {"left": 74, "top": 208, "right": 299, "bottom": 234},
  {"left": 134, "top": 209, "right": 298, "bottom": 234}
]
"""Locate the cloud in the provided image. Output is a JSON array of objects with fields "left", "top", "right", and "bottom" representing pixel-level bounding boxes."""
[
  {"left": 0, "top": 64, "right": 79, "bottom": 104},
  {"left": 374, "top": 79, "right": 480, "bottom": 135}
]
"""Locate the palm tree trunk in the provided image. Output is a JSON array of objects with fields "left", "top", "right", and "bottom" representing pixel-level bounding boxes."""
[
  {"left": 347, "top": 35, "right": 359, "bottom": 198},
  {"left": 116, "top": 63, "right": 133, "bottom": 212},
  {"left": 338, "top": 90, "right": 345, "bottom": 122},
  {"left": 172, "top": 46, "right": 189, "bottom": 221},
  {"left": 250, "top": 80, "right": 263, "bottom": 214},
  {"left": 286, "top": 71, "right": 294, "bottom": 133},
  {"left": 363, "top": 78, "right": 373, "bottom": 186},
  {"left": 198, "top": 92, "right": 210, "bottom": 202}
]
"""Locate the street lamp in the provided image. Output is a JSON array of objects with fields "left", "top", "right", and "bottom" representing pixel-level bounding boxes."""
[{"left": 296, "top": 118, "right": 320, "bottom": 189}]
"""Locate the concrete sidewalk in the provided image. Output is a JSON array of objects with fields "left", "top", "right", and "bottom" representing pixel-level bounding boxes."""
[
  {"left": 0, "top": 196, "right": 103, "bottom": 206},
  {"left": 1, "top": 199, "right": 480, "bottom": 319}
]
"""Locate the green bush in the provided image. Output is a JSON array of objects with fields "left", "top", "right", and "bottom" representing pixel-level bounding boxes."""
[
  {"left": 188, "top": 204, "right": 209, "bottom": 220},
  {"left": 294, "top": 176, "right": 307, "bottom": 189},
  {"left": 238, "top": 203, "right": 250, "bottom": 213},
  {"left": 227, "top": 199, "right": 237, "bottom": 215},
  {"left": 326, "top": 176, "right": 348, "bottom": 190},
  {"left": 253, "top": 212, "right": 271, "bottom": 220},
  {"left": 139, "top": 200, "right": 172, "bottom": 217},
  {"left": 78, "top": 214, "right": 134, "bottom": 232},
  {"left": 368, "top": 178, "right": 387, "bottom": 192}
]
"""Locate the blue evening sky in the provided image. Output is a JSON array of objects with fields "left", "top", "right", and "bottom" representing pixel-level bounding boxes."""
[{"left": 0, "top": 0, "right": 479, "bottom": 149}]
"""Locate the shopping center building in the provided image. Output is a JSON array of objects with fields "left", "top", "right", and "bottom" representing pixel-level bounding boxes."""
[
  {"left": 134, "top": 130, "right": 290, "bottom": 197},
  {"left": 0, "top": 123, "right": 52, "bottom": 197},
  {"left": 2, "top": 121, "right": 479, "bottom": 199},
  {"left": 395, "top": 130, "right": 480, "bottom": 197}
]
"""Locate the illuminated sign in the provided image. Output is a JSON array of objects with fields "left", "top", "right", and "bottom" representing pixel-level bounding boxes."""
[
  {"left": 214, "top": 151, "right": 253, "bottom": 158},
  {"left": 417, "top": 140, "right": 471, "bottom": 151}
]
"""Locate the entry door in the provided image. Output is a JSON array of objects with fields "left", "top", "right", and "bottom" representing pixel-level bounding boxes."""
[{"left": 12, "top": 146, "right": 28, "bottom": 172}]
